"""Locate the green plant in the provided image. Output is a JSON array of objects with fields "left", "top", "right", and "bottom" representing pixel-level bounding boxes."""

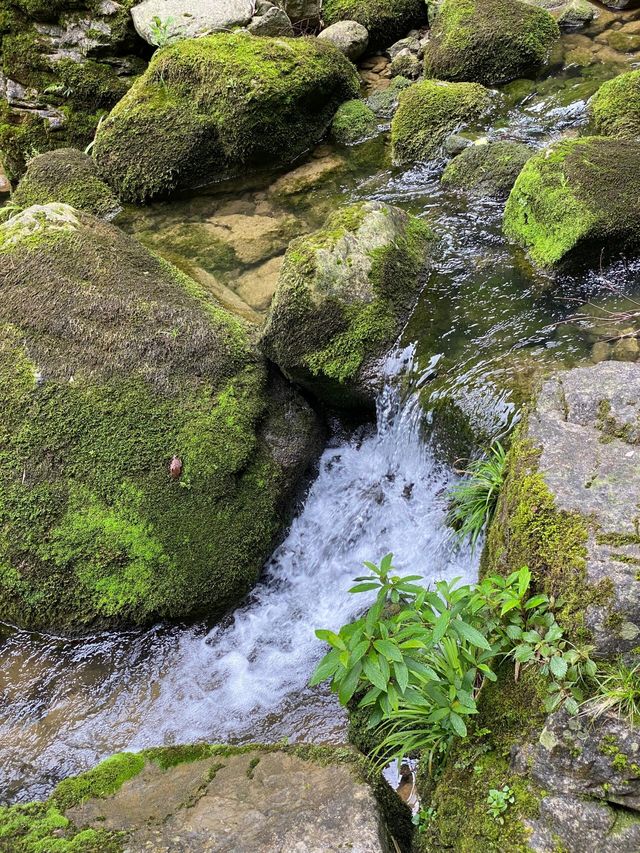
[
  {"left": 580, "top": 661, "right": 640, "bottom": 726},
  {"left": 447, "top": 442, "right": 507, "bottom": 551},
  {"left": 486, "top": 785, "right": 514, "bottom": 824},
  {"left": 149, "top": 15, "right": 176, "bottom": 48},
  {"left": 413, "top": 805, "right": 437, "bottom": 833}
]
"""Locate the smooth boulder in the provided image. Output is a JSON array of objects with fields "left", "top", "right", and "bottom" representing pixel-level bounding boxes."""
[
  {"left": 589, "top": 69, "right": 640, "bottom": 139},
  {"left": 0, "top": 203, "right": 320, "bottom": 632},
  {"left": 261, "top": 201, "right": 434, "bottom": 409},
  {"left": 93, "top": 34, "right": 359, "bottom": 202},
  {"left": 131, "top": 0, "right": 256, "bottom": 43},
  {"left": 504, "top": 136, "right": 640, "bottom": 267},
  {"left": 317, "top": 20, "right": 369, "bottom": 60},
  {"left": 441, "top": 140, "right": 533, "bottom": 196},
  {"left": 424, "top": 0, "right": 560, "bottom": 86}
]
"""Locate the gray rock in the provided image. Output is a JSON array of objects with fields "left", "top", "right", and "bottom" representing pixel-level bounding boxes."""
[
  {"left": 131, "top": 0, "right": 255, "bottom": 44},
  {"left": 527, "top": 795, "right": 640, "bottom": 853},
  {"left": 247, "top": 3, "right": 294, "bottom": 35},
  {"left": 389, "top": 48, "right": 421, "bottom": 79},
  {"left": 276, "top": 0, "right": 321, "bottom": 26},
  {"left": 318, "top": 20, "right": 369, "bottom": 61},
  {"left": 442, "top": 133, "right": 472, "bottom": 156},
  {"left": 387, "top": 35, "right": 421, "bottom": 59},
  {"left": 365, "top": 75, "right": 413, "bottom": 119},
  {"left": 557, "top": 0, "right": 596, "bottom": 29}
]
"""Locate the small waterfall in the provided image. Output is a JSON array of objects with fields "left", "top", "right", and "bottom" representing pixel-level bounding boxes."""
[{"left": 0, "top": 346, "right": 476, "bottom": 803}]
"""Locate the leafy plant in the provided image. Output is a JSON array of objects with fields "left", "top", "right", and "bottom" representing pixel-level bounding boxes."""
[
  {"left": 447, "top": 442, "right": 507, "bottom": 551},
  {"left": 580, "top": 661, "right": 640, "bottom": 727},
  {"left": 412, "top": 805, "right": 437, "bottom": 833},
  {"left": 486, "top": 786, "right": 514, "bottom": 824},
  {"left": 149, "top": 15, "right": 176, "bottom": 47}
]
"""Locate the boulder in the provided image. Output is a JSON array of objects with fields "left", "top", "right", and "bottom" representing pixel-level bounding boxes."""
[
  {"left": 317, "top": 20, "right": 369, "bottom": 60},
  {"left": 247, "top": 2, "right": 294, "bottom": 35},
  {"left": 275, "top": 0, "right": 321, "bottom": 26},
  {"left": 389, "top": 49, "right": 422, "bottom": 79},
  {"left": 504, "top": 136, "right": 640, "bottom": 267},
  {"left": 321, "top": 0, "right": 427, "bottom": 50},
  {"left": 599, "top": 0, "right": 640, "bottom": 7},
  {"left": 0, "top": 203, "right": 321, "bottom": 632},
  {"left": 589, "top": 69, "right": 640, "bottom": 139},
  {"left": 391, "top": 79, "right": 492, "bottom": 164},
  {"left": 130, "top": 0, "right": 256, "bottom": 43},
  {"left": 93, "top": 34, "right": 359, "bottom": 202},
  {"left": 485, "top": 362, "right": 640, "bottom": 657},
  {"left": 331, "top": 99, "right": 379, "bottom": 144},
  {"left": 365, "top": 75, "right": 413, "bottom": 119},
  {"left": 11, "top": 148, "right": 120, "bottom": 218},
  {"left": 556, "top": 0, "right": 596, "bottom": 29},
  {"left": 0, "top": 745, "right": 411, "bottom": 852},
  {"left": 424, "top": 0, "right": 559, "bottom": 86},
  {"left": 441, "top": 140, "right": 533, "bottom": 196},
  {"left": 261, "top": 201, "right": 434, "bottom": 409}
]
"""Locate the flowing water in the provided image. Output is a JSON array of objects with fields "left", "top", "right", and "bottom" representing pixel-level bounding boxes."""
[{"left": 3, "top": 5, "right": 640, "bottom": 806}]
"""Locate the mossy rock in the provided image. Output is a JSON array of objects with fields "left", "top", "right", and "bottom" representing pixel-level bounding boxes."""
[
  {"left": 321, "top": 0, "right": 427, "bottom": 50},
  {"left": 331, "top": 99, "right": 378, "bottom": 145},
  {"left": 93, "top": 33, "right": 360, "bottom": 203},
  {"left": 0, "top": 744, "right": 412, "bottom": 853},
  {"left": 391, "top": 79, "right": 493, "bottom": 165},
  {"left": 503, "top": 136, "right": 640, "bottom": 267},
  {"left": 12, "top": 148, "right": 120, "bottom": 218},
  {"left": 589, "top": 69, "right": 640, "bottom": 139},
  {"left": 424, "top": 0, "right": 560, "bottom": 86},
  {"left": 0, "top": 203, "right": 320, "bottom": 632},
  {"left": 260, "top": 201, "right": 435, "bottom": 410},
  {"left": 441, "top": 140, "right": 533, "bottom": 197}
]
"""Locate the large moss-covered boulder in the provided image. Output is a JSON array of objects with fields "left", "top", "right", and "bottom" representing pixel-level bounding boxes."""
[
  {"left": 261, "top": 201, "right": 434, "bottom": 410},
  {"left": 12, "top": 148, "right": 120, "bottom": 218},
  {"left": 93, "top": 34, "right": 359, "bottom": 203},
  {"left": 0, "top": 203, "right": 320, "bottom": 632},
  {"left": 424, "top": 0, "right": 560, "bottom": 86},
  {"left": 321, "top": 0, "right": 427, "bottom": 50},
  {"left": 504, "top": 137, "right": 640, "bottom": 267},
  {"left": 589, "top": 69, "right": 640, "bottom": 139},
  {"left": 391, "top": 79, "right": 492, "bottom": 164},
  {"left": 441, "top": 140, "right": 533, "bottom": 196}
]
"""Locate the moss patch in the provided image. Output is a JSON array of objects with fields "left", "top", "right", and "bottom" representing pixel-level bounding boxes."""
[
  {"left": 589, "top": 70, "right": 640, "bottom": 140},
  {"left": 331, "top": 99, "right": 378, "bottom": 145},
  {"left": 321, "top": 0, "right": 427, "bottom": 50},
  {"left": 441, "top": 141, "right": 532, "bottom": 197}
]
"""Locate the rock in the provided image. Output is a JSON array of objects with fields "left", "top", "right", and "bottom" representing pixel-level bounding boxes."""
[
  {"left": 441, "top": 140, "right": 533, "bottom": 196},
  {"left": 504, "top": 136, "right": 640, "bottom": 267},
  {"left": 11, "top": 148, "right": 120, "bottom": 218},
  {"left": 0, "top": 745, "right": 410, "bottom": 852},
  {"left": 442, "top": 133, "right": 472, "bottom": 156},
  {"left": 389, "top": 49, "right": 422, "bottom": 80},
  {"left": 484, "top": 362, "right": 640, "bottom": 657},
  {"left": 235, "top": 255, "right": 285, "bottom": 313},
  {"left": 528, "top": 794, "right": 640, "bottom": 852},
  {"left": 321, "top": 0, "right": 427, "bottom": 50},
  {"left": 391, "top": 79, "right": 493, "bottom": 164},
  {"left": 589, "top": 69, "right": 640, "bottom": 138},
  {"left": 261, "top": 201, "right": 434, "bottom": 410},
  {"left": 130, "top": 0, "right": 255, "bottom": 43},
  {"left": 0, "top": 203, "right": 321, "bottom": 631},
  {"left": 201, "top": 213, "right": 299, "bottom": 266},
  {"left": 331, "top": 99, "right": 379, "bottom": 144},
  {"left": 317, "top": 20, "right": 369, "bottom": 60},
  {"left": 606, "top": 30, "right": 640, "bottom": 51},
  {"left": 247, "top": 3, "right": 294, "bottom": 35},
  {"left": 387, "top": 34, "right": 421, "bottom": 60},
  {"left": 93, "top": 34, "right": 359, "bottom": 202},
  {"left": 0, "top": 161, "right": 10, "bottom": 195},
  {"left": 557, "top": 0, "right": 596, "bottom": 29},
  {"left": 599, "top": 0, "right": 640, "bottom": 8},
  {"left": 267, "top": 152, "right": 347, "bottom": 196},
  {"left": 424, "top": 0, "right": 560, "bottom": 86},
  {"left": 365, "top": 75, "right": 413, "bottom": 119}
]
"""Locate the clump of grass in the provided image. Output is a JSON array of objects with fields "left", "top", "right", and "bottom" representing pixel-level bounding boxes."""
[
  {"left": 580, "top": 661, "right": 640, "bottom": 727},
  {"left": 447, "top": 442, "right": 507, "bottom": 551}
]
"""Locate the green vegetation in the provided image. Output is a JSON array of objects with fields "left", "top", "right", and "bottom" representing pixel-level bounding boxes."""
[
  {"left": 424, "top": 0, "right": 559, "bottom": 86},
  {"left": 580, "top": 661, "right": 640, "bottom": 726},
  {"left": 93, "top": 34, "right": 360, "bottom": 202},
  {"left": 447, "top": 442, "right": 507, "bottom": 552},
  {"left": 321, "top": 0, "right": 427, "bottom": 49},
  {"left": 589, "top": 70, "right": 640, "bottom": 139},
  {"left": 441, "top": 141, "right": 532, "bottom": 197},
  {"left": 331, "top": 100, "right": 378, "bottom": 145},
  {"left": 391, "top": 79, "right": 492, "bottom": 164},
  {"left": 486, "top": 785, "right": 515, "bottom": 824}
]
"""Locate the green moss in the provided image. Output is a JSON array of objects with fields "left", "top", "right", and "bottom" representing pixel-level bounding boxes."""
[
  {"left": 1, "top": 29, "right": 52, "bottom": 89},
  {"left": 424, "top": 0, "right": 559, "bottom": 86},
  {"left": 391, "top": 79, "right": 492, "bottom": 165},
  {"left": 321, "top": 0, "right": 427, "bottom": 50},
  {"left": 53, "top": 59, "right": 135, "bottom": 110},
  {"left": 52, "top": 754, "right": 146, "bottom": 810},
  {"left": 0, "top": 802, "right": 122, "bottom": 853},
  {"left": 331, "top": 99, "right": 378, "bottom": 145},
  {"left": 504, "top": 136, "right": 640, "bottom": 267},
  {"left": 366, "top": 75, "right": 413, "bottom": 119},
  {"left": 94, "top": 34, "right": 359, "bottom": 203},
  {"left": 441, "top": 141, "right": 532, "bottom": 197},
  {"left": 589, "top": 70, "right": 640, "bottom": 140}
]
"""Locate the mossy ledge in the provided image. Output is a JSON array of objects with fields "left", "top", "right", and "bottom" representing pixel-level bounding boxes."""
[{"left": 93, "top": 33, "right": 360, "bottom": 203}]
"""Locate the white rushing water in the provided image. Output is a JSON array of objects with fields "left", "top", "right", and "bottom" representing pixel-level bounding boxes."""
[{"left": 0, "top": 346, "right": 476, "bottom": 803}]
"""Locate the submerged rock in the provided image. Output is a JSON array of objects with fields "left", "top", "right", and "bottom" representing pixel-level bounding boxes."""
[
  {"left": 0, "top": 745, "right": 411, "bottom": 852},
  {"left": 261, "top": 201, "right": 434, "bottom": 410},
  {"left": 93, "top": 33, "right": 359, "bottom": 202},
  {"left": 424, "top": 0, "right": 560, "bottom": 86},
  {"left": 11, "top": 148, "right": 120, "bottom": 218},
  {"left": 589, "top": 69, "right": 640, "bottom": 139},
  {"left": 317, "top": 20, "right": 369, "bottom": 60},
  {"left": 321, "top": 0, "right": 427, "bottom": 50},
  {"left": 391, "top": 79, "right": 492, "bottom": 164},
  {"left": 0, "top": 203, "right": 321, "bottom": 632},
  {"left": 441, "top": 140, "right": 533, "bottom": 197},
  {"left": 331, "top": 99, "right": 379, "bottom": 144},
  {"left": 504, "top": 136, "right": 640, "bottom": 267}
]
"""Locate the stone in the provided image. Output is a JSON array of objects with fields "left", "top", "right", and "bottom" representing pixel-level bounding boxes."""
[
  {"left": 331, "top": 99, "right": 379, "bottom": 144},
  {"left": 317, "top": 20, "right": 369, "bottom": 61},
  {"left": 261, "top": 201, "right": 435, "bottom": 410},
  {"left": 235, "top": 255, "right": 285, "bottom": 313},
  {"left": 365, "top": 75, "right": 413, "bottom": 119},
  {"left": 528, "top": 794, "right": 640, "bottom": 852},
  {"left": 590, "top": 70, "right": 640, "bottom": 139},
  {"left": 441, "top": 140, "right": 533, "bottom": 196},
  {"left": 130, "top": 0, "right": 255, "bottom": 44},
  {"left": 0, "top": 162, "right": 10, "bottom": 195},
  {"left": 504, "top": 136, "right": 640, "bottom": 267},
  {"left": 321, "top": 0, "right": 427, "bottom": 50},
  {"left": 267, "top": 152, "right": 346, "bottom": 195},
  {"left": 275, "top": 0, "right": 321, "bottom": 26},
  {"left": 0, "top": 745, "right": 410, "bottom": 852},
  {"left": 247, "top": 3, "right": 294, "bottom": 35},
  {"left": 389, "top": 49, "right": 422, "bottom": 80},
  {"left": 93, "top": 34, "right": 359, "bottom": 202},
  {"left": 557, "top": 0, "right": 596, "bottom": 29},
  {"left": 202, "top": 213, "right": 299, "bottom": 266},
  {"left": 0, "top": 203, "right": 321, "bottom": 631}
]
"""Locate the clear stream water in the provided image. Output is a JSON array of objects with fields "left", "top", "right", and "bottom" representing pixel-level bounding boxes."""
[{"left": 3, "top": 5, "right": 640, "bottom": 805}]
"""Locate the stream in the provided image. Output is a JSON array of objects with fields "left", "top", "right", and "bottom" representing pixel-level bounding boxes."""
[{"left": 2, "top": 5, "right": 640, "bottom": 807}]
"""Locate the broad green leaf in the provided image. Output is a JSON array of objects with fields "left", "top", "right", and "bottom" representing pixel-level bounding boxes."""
[
  {"left": 358, "top": 686, "right": 381, "bottom": 707},
  {"left": 394, "top": 660, "right": 409, "bottom": 694},
  {"left": 549, "top": 655, "right": 568, "bottom": 679},
  {"left": 363, "top": 656, "right": 388, "bottom": 691},
  {"left": 449, "top": 711, "right": 467, "bottom": 737},
  {"left": 452, "top": 620, "right": 491, "bottom": 650},
  {"left": 524, "top": 594, "right": 548, "bottom": 610},
  {"left": 315, "top": 629, "right": 346, "bottom": 650},
  {"left": 432, "top": 611, "right": 451, "bottom": 644},
  {"left": 338, "top": 661, "right": 362, "bottom": 705},
  {"left": 374, "top": 639, "right": 404, "bottom": 662},
  {"left": 514, "top": 644, "right": 534, "bottom": 663},
  {"left": 349, "top": 582, "right": 380, "bottom": 593},
  {"left": 309, "top": 649, "right": 340, "bottom": 686}
]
